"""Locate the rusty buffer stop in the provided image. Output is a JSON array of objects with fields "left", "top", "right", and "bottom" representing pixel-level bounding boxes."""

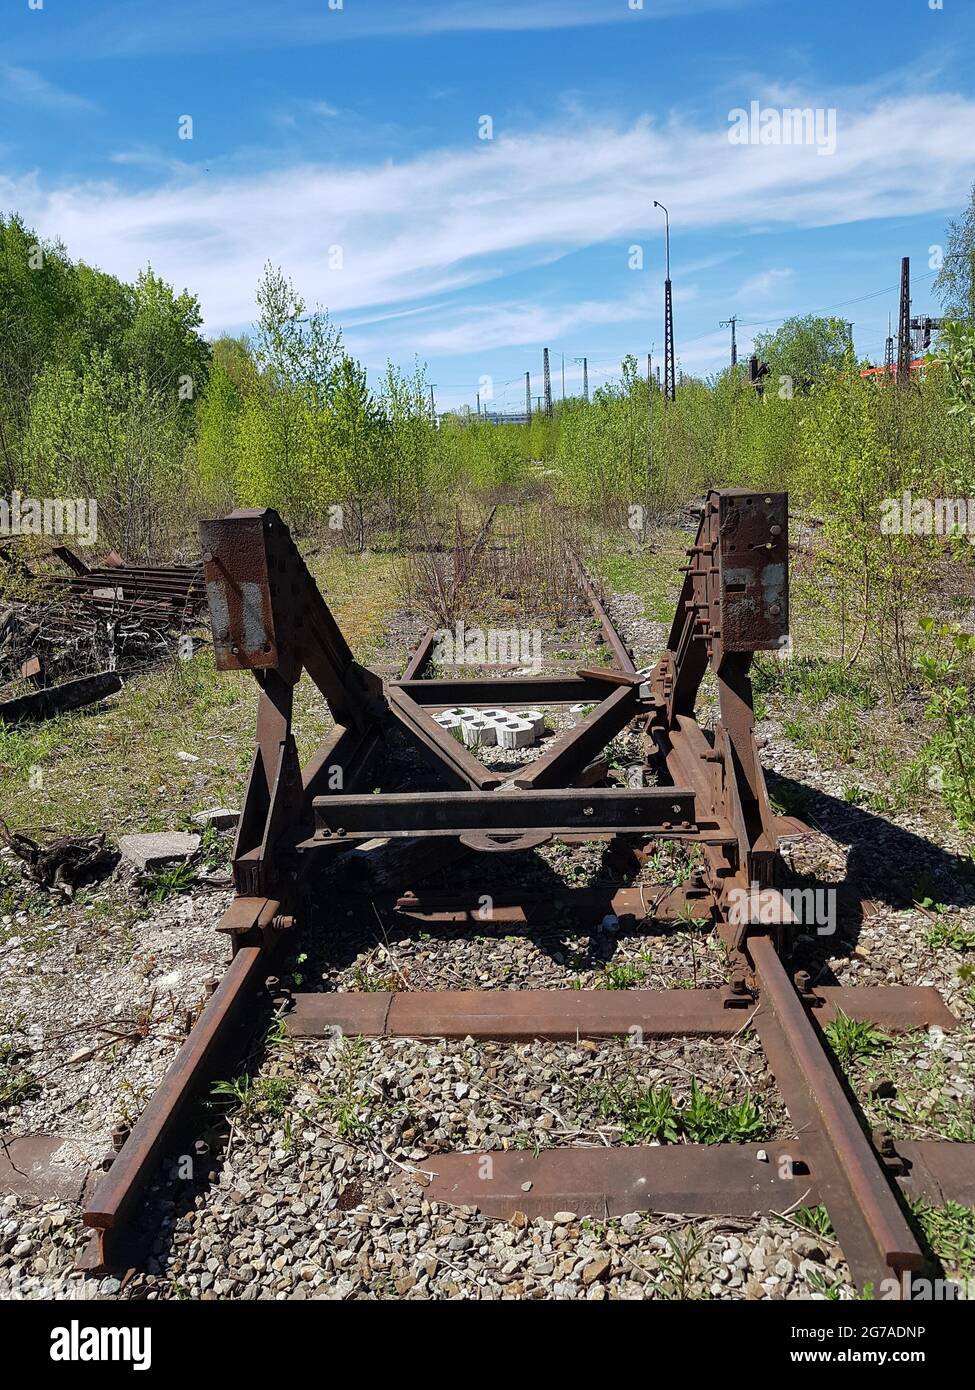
[{"left": 81, "top": 491, "right": 974, "bottom": 1297}]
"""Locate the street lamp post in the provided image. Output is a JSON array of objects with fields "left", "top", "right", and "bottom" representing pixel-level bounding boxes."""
[{"left": 653, "top": 200, "right": 676, "bottom": 401}]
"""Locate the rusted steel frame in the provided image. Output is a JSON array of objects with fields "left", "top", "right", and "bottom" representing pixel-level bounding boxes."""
[
  {"left": 511, "top": 685, "right": 638, "bottom": 789},
  {"left": 83, "top": 905, "right": 283, "bottom": 1264},
  {"left": 376, "top": 882, "right": 714, "bottom": 927},
  {"left": 401, "top": 627, "right": 437, "bottom": 681},
  {"left": 392, "top": 676, "right": 615, "bottom": 707},
  {"left": 565, "top": 543, "right": 636, "bottom": 673},
  {"left": 645, "top": 497, "right": 788, "bottom": 899},
  {"left": 749, "top": 932, "right": 924, "bottom": 1294},
  {"left": 387, "top": 685, "right": 504, "bottom": 791},
  {"left": 231, "top": 669, "right": 297, "bottom": 895},
  {"left": 650, "top": 491, "right": 789, "bottom": 727},
  {"left": 286, "top": 987, "right": 747, "bottom": 1040},
  {"left": 309, "top": 786, "right": 700, "bottom": 842},
  {"left": 200, "top": 508, "right": 375, "bottom": 731},
  {"left": 575, "top": 666, "right": 642, "bottom": 688},
  {"left": 405, "top": 1143, "right": 813, "bottom": 1221},
  {"left": 199, "top": 508, "right": 387, "bottom": 890}
]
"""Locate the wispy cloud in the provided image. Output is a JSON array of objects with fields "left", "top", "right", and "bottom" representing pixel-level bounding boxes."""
[
  {"left": 2, "top": 93, "right": 971, "bottom": 347},
  {"left": 0, "top": 64, "right": 95, "bottom": 113},
  {"left": 736, "top": 267, "right": 794, "bottom": 298},
  {"left": 10, "top": 0, "right": 750, "bottom": 60}
]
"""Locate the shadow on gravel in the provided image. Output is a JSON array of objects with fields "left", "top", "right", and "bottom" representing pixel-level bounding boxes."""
[{"left": 768, "top": 769, "right": 974, "bottom": 986}]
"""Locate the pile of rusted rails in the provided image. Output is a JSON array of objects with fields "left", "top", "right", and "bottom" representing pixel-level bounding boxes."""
[
  {"left": 0, "top": 544, "right": 208, "bottom": 721},
  {"left": 50, "top": 546, "right": 206, "bottom": 625},
  {"left": 80, "top": 493, "right": 975, "bottom": 1297}
]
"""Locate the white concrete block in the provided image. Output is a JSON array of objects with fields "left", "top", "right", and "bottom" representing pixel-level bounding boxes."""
[
  {"left": 514, "top": 708, "right": 544, "bottom": 737},
  {"left": 497, "top": 718, "right": 533, "bottom": 749},
  {"left": 461, "top": 716, "right": 496, "bottom": 747}
]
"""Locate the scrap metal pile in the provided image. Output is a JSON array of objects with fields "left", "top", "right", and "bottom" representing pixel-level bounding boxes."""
[
  {"left": 81, "top": 491, "right": 974, "bottom": 1296},
  {"left": 0, "top": 543, "right": 206, "bottom": 723}
]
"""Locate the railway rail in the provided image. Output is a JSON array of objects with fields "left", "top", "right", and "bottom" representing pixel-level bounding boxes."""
[{"left": 80, "top": 491, "right": 974, "bottom": 1297}]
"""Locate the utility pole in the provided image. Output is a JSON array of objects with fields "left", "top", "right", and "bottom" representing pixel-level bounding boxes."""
[
  {"left": 561, "top": 352, "right": 565, "bottom": 401},
  {"left": 719, "top": 315, "right": 738, "bottom": 368},
  {"left": 647, "top": 352, "right": 652, "bottom": 386},
  {"left": 654, "top": 200, "right": 676, "bottom": 400},
  {"left": 574, "top": 357, "right": 589, "bottom": 402},
  {"left": 884, "top": 313, "right": 894, "bottom": 374},
  {"left": 428, "top": 384, "right": 436, "bottom": 424},
  {"left": 525, "top": 371, "right": 532, "bottom": 422},
  {"left": 897, "top": 256, "right": 911, "bottom": 385},
  {"left": 543, "top": 347, "right": 553, "bottom": 416},
  {"left": 476, "top": 390, "right": 481, "bottom": 416}
]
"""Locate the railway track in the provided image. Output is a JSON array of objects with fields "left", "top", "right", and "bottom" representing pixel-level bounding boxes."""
[{"left": 79, "top": 491, "right": 975, "bottom": 1297}]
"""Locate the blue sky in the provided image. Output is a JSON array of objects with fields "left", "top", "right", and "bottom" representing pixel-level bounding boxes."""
[{"left": 1, "top": 0, "right": 973, "bottom": 411}]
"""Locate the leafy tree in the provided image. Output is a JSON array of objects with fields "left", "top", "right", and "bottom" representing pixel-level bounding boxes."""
[
  {"left": 23, "top": 350, "right": 186, "bottom": 556},
  {"left": 121, "top": 267, "right": 210, "bottom": 406},
  {"left": 320, "top": 354, "right": 381, "bottom": 551},
  {"left": 753, "top": 315, "right": 852, "bottom": 394},
  {"left": 236, "top": 263, "right": 342, "bottom": 527},
  {"left": 935, "top": 186, "right": 975, "bottom": 323}
]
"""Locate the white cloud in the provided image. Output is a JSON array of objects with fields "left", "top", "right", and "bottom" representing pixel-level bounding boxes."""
[
  {"left": 736, "top": 267, "right": 794, "bottom": 298},
  {"left": 2, "top": 93, "right": 972, "bottom": 347},
  {"left": 0, "top": 65, "right": 95, "bottom": 113},
  {"left": 11, "top": 0, "right": 748, "bottom": 60}
]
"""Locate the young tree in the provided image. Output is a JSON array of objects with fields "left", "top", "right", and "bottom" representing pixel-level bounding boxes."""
[
  {"left": 237, "top": 263, "right": 342, "bottom": 527},
  {"left": 322, "top": 354, "right": 381, "bottom": 551},
  {"left": 753, "top": 315, "right": 852, "bottom": 393},
  {"left": 935, "top": 185, "right": 975, "bottom": 323}
]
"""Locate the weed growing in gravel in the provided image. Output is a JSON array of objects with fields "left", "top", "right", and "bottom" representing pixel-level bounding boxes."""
[
  {"left": 598, "top": 961, "right": 644, "bottom": 990},
  {"left": 656, "top": 1226, "right": 706, "bottom": 1299},
  {"left": 805, "top": 1268, "right": 868, "bottom": 1300},
  {"left": 823, "top": 1010, "right": 892, "bottom": 1068},
  {"left": 673, "top": 903, "right": 712, "bottom": 932},
  {"left": 211, "top": 1073, "right": 296, "bottom": 1121},
  {"left": 912, "top": 1199, "right": 975, "bottom": 1275},
  {"left": 600, "top": 1078, "right": 769, "bottom": 1145},
  {"left": 146, "top": 862, "right": 196, "bottom": 902},
  {"left": 614, "top": 1084, "right": 680, "bottom": 1142},
  {"left": 350, "top": 963, "right": 404, "bottom": 992},
  {"left": 925, "top": 920, "right": 975, "bottom": 951},
  {"left": 958, "top": 963, "right": 975, "bottom": 1007},
  {"left": 196, "top": 824, "right": 231, "bottom": 870},
  {"left": 318, "top": 1036, "right": 374, "bottom": 1139},
  {"left": 0, "top": 1036, "right": 39, "bottom": 1110},
  {"left": 793, "top": 1204, "right": 835, "bottom": 1239}
]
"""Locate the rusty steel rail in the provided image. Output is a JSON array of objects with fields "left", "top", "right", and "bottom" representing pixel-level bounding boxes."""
[
  {"left": 566, "top": 541, "right": 636, "bottom": 673},
  {"left": 79, "top": 491, "right": 971, "bottom": 1296},
  {"left": 749, "top": 932, "right": 925, "bottom": 1291}
]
